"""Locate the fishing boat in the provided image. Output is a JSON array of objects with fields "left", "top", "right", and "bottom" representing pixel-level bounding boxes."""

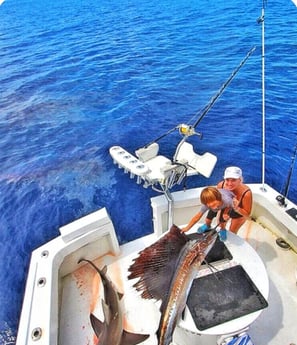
[{"left": 16, "top": 2, "right": 297, "bottom": 345}]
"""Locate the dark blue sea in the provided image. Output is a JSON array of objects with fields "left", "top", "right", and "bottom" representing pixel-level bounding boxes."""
[{"left": 0, "top": 0, "right": 296, "bottom": 342}]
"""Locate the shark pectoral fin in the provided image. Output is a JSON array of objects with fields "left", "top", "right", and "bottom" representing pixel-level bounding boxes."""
[
  {"left": 120, "top": 330, "right": 150, "bottom": 345},
  {"left": 101, "top": 300, "right": 111, "bottom": 325},
  {"left": 90, "top": 313, "right": 105, "bottom": 338}
]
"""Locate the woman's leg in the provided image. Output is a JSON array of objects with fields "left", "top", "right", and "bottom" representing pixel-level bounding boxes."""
[{"left": 229, "top": 217, "right": 246, "bottom": 233}]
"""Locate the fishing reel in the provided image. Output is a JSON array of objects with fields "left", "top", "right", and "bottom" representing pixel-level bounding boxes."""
[{"left": 178, "top": 124, "right": 202, "bottom": 139}]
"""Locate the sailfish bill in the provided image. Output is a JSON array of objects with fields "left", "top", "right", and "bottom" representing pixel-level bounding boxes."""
[
  {"left": 78, "top": 259, "right": 150, "bottom": 345},
  {"left": 128, "top": 224, "right": 217, "bottom": 345}
]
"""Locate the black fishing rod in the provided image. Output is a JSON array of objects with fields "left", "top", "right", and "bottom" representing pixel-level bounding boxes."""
[
  {"left": 283, "top": 141, "right": 297, "bottom": 198},
  {"left": 141, "top": 46, "right": 256, "bottom": 149},
  {"left": 143, "top": 126, "right": 178, "bottom": 149},
  {"left": 192, "top": 46, "right": 256, "bottom": 129},
  {"left": 276, "top": 138, "right": 297, "bottom": 206}
]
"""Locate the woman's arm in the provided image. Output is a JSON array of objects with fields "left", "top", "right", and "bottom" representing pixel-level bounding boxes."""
[{"left": 233, "top": 190, "right": 252, "bottom": 217}]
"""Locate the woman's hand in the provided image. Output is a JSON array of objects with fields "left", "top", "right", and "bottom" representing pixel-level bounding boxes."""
[
  {"left": 233, "top": 197, "right": 239, "bottom": 210},
  {"left": 222, "top": 213, "right": 230, "bottom": 221}
]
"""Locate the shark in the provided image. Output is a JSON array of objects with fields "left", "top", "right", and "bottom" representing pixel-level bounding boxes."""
[
  {"left": 128, "top": 224, "right": 217, "bottom": 345},
  {"left": 78, "top": 259, "right": 150, "bottom": 345}
]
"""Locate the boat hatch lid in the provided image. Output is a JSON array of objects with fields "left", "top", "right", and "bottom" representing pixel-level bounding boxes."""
[
  {"left": 187, "top": 234, "right": 233, "bottom": 263},
  {"left": 186, "top": 265, "right": 268, "bottom": 331}
]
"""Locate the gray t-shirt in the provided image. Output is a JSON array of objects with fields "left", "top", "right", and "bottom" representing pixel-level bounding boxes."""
[{"left": 200, "top": 189, "right": 234, "bottom": 214}]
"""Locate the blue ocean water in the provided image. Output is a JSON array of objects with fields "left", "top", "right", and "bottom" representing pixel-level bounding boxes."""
[{"left": 0, "top": 0, "right": 296, "bottom": 342}]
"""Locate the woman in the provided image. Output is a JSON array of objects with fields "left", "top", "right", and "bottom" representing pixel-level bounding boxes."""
[{"left": 200, "top": 166, "right": 252, "bottom": 233}]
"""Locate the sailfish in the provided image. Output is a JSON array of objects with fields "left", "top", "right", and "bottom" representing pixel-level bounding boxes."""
[
  {"left": 128, "top": 224, "right": 217, "bottom": 345},
  {"left": 78, "top": 259, "right": 150, "bottom": 345}
]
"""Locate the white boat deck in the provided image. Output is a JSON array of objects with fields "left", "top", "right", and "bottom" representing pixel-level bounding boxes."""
[
  {"left": 58, "top": 219, "right": 297, "bottom": 345},
  {"left": 238, "top": 221, "right": 297, "bottom": 345},
  {"left": 59, "top": 232, "right": 159, "bottom": 345}
]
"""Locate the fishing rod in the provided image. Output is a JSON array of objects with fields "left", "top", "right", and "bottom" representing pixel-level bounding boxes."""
[
  {"left": 172, "top": 47, "right": 257, "bottom": 162},
  {"left": 140, "top": 46, "right": 256, "bottom": 149},
  {"left": 276, "top": 138, "right": 297, "bottom": 206},
  {"left": 283, "top": 140, "right": 297, "bottom": 198},
  {"left": 143, "top": 126, "right": 178, "bottom": 149},
  {"left": 192, "top": 46, "right": 256, "bottom": 129}
]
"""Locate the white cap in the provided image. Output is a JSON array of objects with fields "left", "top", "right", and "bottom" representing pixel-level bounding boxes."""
[{"left": 224, "top": 166, "right": 242, "bottom": 179}]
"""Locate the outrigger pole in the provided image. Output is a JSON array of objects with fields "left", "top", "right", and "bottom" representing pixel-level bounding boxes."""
[{"left": 257, "top": 0, "right": 266, "bottom": 191}]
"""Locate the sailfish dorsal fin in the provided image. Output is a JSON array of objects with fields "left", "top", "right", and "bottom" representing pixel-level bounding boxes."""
[{"left": 128, "top": 225, "right": 188, "bottom": 301}]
